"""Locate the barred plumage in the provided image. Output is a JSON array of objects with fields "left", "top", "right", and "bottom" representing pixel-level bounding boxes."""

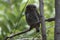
[{"left": 25, "top": 5, "right": 40, "bottom": 32}]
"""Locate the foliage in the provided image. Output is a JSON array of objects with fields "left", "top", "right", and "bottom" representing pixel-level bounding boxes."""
[{"left": 0, "top": 0, "right": 54, "bottom": 40}]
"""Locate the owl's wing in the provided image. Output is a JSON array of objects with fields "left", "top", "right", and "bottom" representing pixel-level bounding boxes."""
[{"left": 36, "top": 10, "right": 40, "bottom": 20}]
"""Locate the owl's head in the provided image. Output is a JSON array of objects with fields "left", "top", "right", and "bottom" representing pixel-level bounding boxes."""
[{"left": 26, "top": 4, "right": 36, "bottom": 11}]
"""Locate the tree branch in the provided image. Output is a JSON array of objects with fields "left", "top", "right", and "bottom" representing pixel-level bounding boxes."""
[
  {"left": 4, "top": 28, "right": 32, "bottom": 40},
  {"left": 4, "top": 17, "right": 55, "bottom": 40},
  {"left": 39, "top": 0, "right": 46, "bottom": 40},
  {"left": 45, "top": 17, "right": 55, "bottom": 22}
]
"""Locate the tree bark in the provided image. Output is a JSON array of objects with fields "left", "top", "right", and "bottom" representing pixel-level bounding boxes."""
[
  {"left": 39, "top": 0, "right": 46, "bottom": 40},
  {"left": 55, "top": 0, "right": 60, "bottom": 40}
]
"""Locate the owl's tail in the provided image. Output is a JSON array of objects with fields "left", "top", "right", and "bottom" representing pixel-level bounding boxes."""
[
  {"left": 36, "top": 26, "right": 40, "bottom": 32},
  {"left": 35, "top": 24, "right": 40, "bottom": 32}
]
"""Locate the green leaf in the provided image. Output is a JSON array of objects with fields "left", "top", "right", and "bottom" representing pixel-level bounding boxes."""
[
  {"left": 0, "top": 21, "right": 10, "bottom": 33},
  {"left": 6, "top": 13, "right": 16, "bottom": 23}
]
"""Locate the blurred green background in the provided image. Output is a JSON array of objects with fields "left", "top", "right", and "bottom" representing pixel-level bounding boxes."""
[{"left": 0, "top": 0, "right": 54, "bottom": 40}]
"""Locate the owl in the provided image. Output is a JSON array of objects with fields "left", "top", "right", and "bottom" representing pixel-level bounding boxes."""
[{"left": 25, "top": 5, "right": 40, "bottom": 32}]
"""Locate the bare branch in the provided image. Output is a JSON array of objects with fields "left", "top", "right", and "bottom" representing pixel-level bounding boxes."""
[{"left": 39, "top": 0, "right": 46, "bottom": 40}]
